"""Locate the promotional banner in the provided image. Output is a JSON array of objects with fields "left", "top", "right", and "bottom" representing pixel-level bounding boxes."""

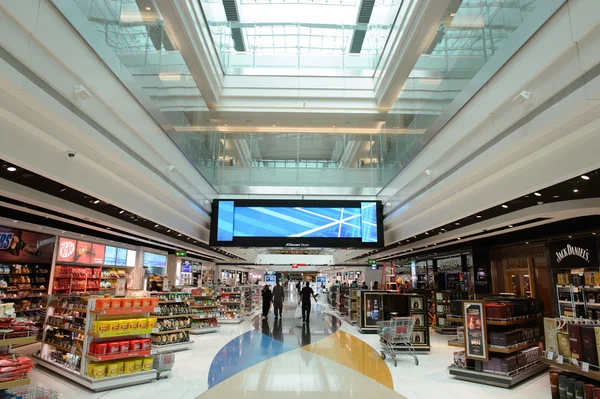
[
  {"left": 548, "top": 237, "right": 599, "bottom": 269},
  {"left": 74, "top": 241, "right": 92, "bottom": 264},
  {"left": 57, "top": 237, "right": 77, "bottom": 263},
  {"left": 0, "top": 227, "right": 56, "bottom": 263},
  {"left": 463, "top": 301, "right": 488, "bottom": 361},
  {"left": 91, "top": 244, "right": 105, "bottom": 264}
]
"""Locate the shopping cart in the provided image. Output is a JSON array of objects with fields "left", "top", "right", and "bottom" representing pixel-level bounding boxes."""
[
  {"left": 5, "top": 387, "right": 58, "bottom": 399},
  {"left": 377, "top": 317, "right": 418, "bottom": 367},
  {"left": 153, "top": 352, "right": 175, "bottom": 379}
]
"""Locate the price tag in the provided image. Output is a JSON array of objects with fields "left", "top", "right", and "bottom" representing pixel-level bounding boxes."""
[
  {"left": 582, "top": 362, "right": 590, "bottom": 372},
  {"left": 175, "top": 297, "right": 181, "bottom": 303},
  {"left": 152, "top": 328, "right": 159, "bottom": 333},
  {"left": 151, "top": 349, "right": 157, "bottom": 355},
  {"left": 547, "top": 351, "right": 554, "bottom": 360},
  {"left": 154, "top": 307, "right": 161, "bottom": 313},
  {"left": 571, "top": 358, "right": 579, "bottom": 366},
  {"left": 557, "top": 355, "right": 564, "bottom": 364}
]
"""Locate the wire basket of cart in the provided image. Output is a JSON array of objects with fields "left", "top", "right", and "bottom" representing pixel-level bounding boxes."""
[
  {"left": 377, "top": 317, "right": 418, "bottom": 366},
  {"left": 8, "top": 387, "right": 59, "bottom": 399}
]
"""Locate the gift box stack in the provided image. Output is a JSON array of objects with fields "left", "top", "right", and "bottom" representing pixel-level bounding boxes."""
[
  {"left": 550, "top": 371, "right": 600, "bottom": 399},
  {"left": 483, "top": 346, "right": 541, "bottom": 374}
]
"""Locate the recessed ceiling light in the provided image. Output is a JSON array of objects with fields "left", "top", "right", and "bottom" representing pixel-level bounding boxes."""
[
  {"left": 186, "top": 237, "right": 190, "bottom": 240},
  {"left": 569, "top": 236, "right": 573, "bottom": 238},
  {"left": 508, "top": 225, "right": 513, "bottom": 228},
  {"left": 93, "top": 200, "right": 100, "bottom": 204},
  {"left": 425, "top": 232, "right": 429, "bottom": 235},
  {"left": 553, "top": 195, "right": 560, "bottom": 199},
  {"left": 574, "top": 189, "right": 579, "bottom": 193},
  {"left": 581, "top": 175, "right": 590, "bottom": 180},
  {"left": 178, "top": 234, "right": 182, "bottom": 237},
  {"left": 272, "top": 125, "right": 276, "bottom": 127},
  {"left": 12, "top": 220, "right": 17, "bottom": 223},
  {"left": 61, "top": 230, "right": 66, "bottom": 233},
  {"left": 80, "top": 235, "right": 84, "bottom": 237},
  {"left": 450, "top": 12, "right": 456, "bottom": 16},
  {"left": 145, "top": 6, "right": 151, "bottom": 10},
  {"left": 332, "top": 126, "right": 336, "bottom": 128},
  {"left": 534, "top": 192, "right": 541, "bottom": 197},
  {"left": 167, "top": 230, "right": 171, "bottom": 233},
  {"left": 476, "top": 215, "right": 482, "bottom": 218},
  {"left": 106, "top": 227, "right": 110, "bottom": 230},
  {"left": 154, "top": 224, "right": 159, "bottom": 228},
  {"left": 60, "top": 187, "right": 67, "bottom": 192},
  {"left": 224, "top": 124, "right": 228, "bottom": 127},
  {"left": 457, "top": 237, "right": 461, "bottom": 240},
  {"left": 6, "top": 167, "right": 16, "bottom": 172},
  {"left": 433, "top": 243, "right": 437, "bottom": 246},
  {"left": 502, "top": 204, "right": 508, "bottom": 209}
]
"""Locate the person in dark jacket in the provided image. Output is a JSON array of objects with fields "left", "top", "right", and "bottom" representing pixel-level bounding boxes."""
[
  {"left": 262, "top": 285, "right": 272, "bottom": 319},
  {"left": 273, "top": 282, "right": 284, "bottom": 319}
]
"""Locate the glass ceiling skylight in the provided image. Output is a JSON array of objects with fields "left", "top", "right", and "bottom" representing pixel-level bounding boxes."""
[{"left": 199, "top": 0, "right": 403, "bottom": 75}]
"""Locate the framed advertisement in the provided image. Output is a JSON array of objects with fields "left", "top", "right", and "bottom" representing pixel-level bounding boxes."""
[
  {"left": 91, "top": 244, "right": 105, "bottom": 264},
  {"left": 57, "top": 237, "right": 77, "bottom": 263},
  {"left": 462, "top": 300, "right": 488, "bottom": 361},
  {"left": 74, "top": 241, "right": 92, "bottom": 264}
]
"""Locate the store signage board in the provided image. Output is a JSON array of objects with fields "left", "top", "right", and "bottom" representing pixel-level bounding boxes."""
[
  {"left": 0, "top": 227, "right": 56, "bottom": 263},
  {"left": 292, "top": 264, "right": 298, "bottom": 268},
  {"left": 549, "top": 236, "right": 598, "bottom": 269},
  {"left": 181, "top": 265, "right": 192, "bottom": 273},
  {"left": 368, "top": 259, "right": 377, "bottom": 265},
  {"left": 463, "top": 300, "right": 488, "bottom": 361},
  {"left": 91, "top": 244, "right": 105, "bottom": 264},
  {"left": 57, "top": 237, "right": 77, "bottom": 262},
  {"left": 104, "top": 246, "right": 117, "bottom": 265},
  {"left": 75, "top": 241, "right": 92, "bottom": 264},
  {"left": 115, "top": 248, "right": 127, "bottom": 266},
  {"left": 126, "top": 250, "right": 136, "bottom": 267},
  {"left": 143, "top": 252, "right": 167, "bottom": 268},
  {"left": 115, "top": 278, "right": 126, "bottom": 297},
  {"left": 175, "top": 251, "right": 186, "bottom": 257}
]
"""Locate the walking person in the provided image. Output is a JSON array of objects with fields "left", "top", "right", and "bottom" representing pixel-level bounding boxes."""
[
  {"left": 273, "top": 281, "right": 284, "bottom": 319},
  {"left": 299, "top": 281, "right": 317, "bottom": 324},
  {"left": 262, "top": 284, "right": 272, "bottom": 319}
]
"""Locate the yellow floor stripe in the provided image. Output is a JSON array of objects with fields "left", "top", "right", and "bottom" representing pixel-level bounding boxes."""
[{"left": 300, "top": 330, "right": 393, "bottom": 389}]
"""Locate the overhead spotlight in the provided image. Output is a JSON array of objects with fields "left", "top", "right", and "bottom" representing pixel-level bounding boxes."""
[
  {"left": 154, "top": 224, "right": 159, "bottom": 228},
  {"left": 119, "top": 210, "right": 124, "bottom": 214},
  {"left": 167, "top": 230, "right": 171, "bottom": 233},
  {"left": 569, "top": 236, "right": 573, "bottom": 238},
  {"left": 553, "top": 195, "right": 560, "bottom": 199},
  {"left": 513, "top": 90, "right": 532, "bottom": 104},
  {"left": 574, "top": 189, "right": 579, "bottom": 193},
  {"left": 186, "top": 237, "right": 190, "bottom": 240},
  {"left": 59, "top": 186, "right": 67, "bottom": 192},
  {"left": 433, "top": 243, "right": 437, "bottom": 246},
  {"left": 93, "top": 200, "right": 100, "bottom": 204},
  {"left": 6, "top": 167, "right": 16, "bottom": 172},
  {"left": 145, "top": 6, "right": 151, "bottom": 10},
  {"left": 386, "top": 202, "right": 391, "bottom": 207},
  {"left": 476, "top": 215, "right": 482, "bottom": 218},
  {"left": 525, "top": 242, "right": 529, "bottom": 244},
  {"left": 106, "top": 227, "right": 111, "bottom": 230},
  {"left": 581, "top": 175, "right": 590, "bottom": 180},
  {"left": 12, "top": 220, "right": 18, "bottom": 223},
  {"left": 425, "top": 169, "right": 432, "bottom": 175},
  {"left": 425, "top": 232, "right": 429, "bottom": 235},
  {"left": 457, "top": 237, "right": 461, "bottom": 240},
  {"left": 502, "top": 204, "right": 508, "bottom": 209},
  {"left": 508, "top": 225, "right": 513, "bottom": 228},
  {"left": 73, "top": 84, "right": 92, "bottom": 101},
  {"left": 534, "top": 192, "right": 541, "bottom": 197},
  {"left": 332, "top": 126, "right": 336, "bottom": 128},
  {"left": 450, "top": 12, "right": 456, "bottom": 17},
  {"left": 272, "top": 125, "right": 276, "bottom": 127}
]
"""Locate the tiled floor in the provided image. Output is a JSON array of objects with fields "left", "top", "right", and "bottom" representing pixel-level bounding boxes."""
[{"left": 14, "top": 292, "right": 552, "bottom": 399}]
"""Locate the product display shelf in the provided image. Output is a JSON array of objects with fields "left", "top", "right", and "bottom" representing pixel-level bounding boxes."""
[
  {"left": 217, "top": 287, "right": 243, "bottom": 324},
  {"left": 0, "top": 377, "right": 31, "bottom": 390},
  {"left": 434, "top": 291, "right": 465, "bottom": 335},
  {"left": 0, "top": 330, "right": 37, "bottom": 390},
  {"left": 151, "top": 341, "right": 190, "bottom": 354},
  {"left": 0, "top": 263, "right": 50, "bottom": 323},
  {"left": 448, "top": 361, "right": 548, "bottom": 388},
  {"left": 36, "top": 296, "right": 158, "bottom": 391},
  {"left": 190, "top": 324, "right": 220, "bottom": 335},
  {"left": 449, "top": 299, "right": 546, "bottom": 388},
  {"left": 542, "top": 351, "right": 600, "bottom": 382}
]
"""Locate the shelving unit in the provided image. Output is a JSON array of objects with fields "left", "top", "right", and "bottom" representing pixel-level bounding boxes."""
[
  {"left": 0, "top": 262, "right": 50, "bottom": 325},
  {"left": 36, "top": 295, "right": 158, "bottom": 391},
  {"left": 433, "top": 291, "right": 465, "bottom": 335},
  {"left": 217, "top": 287, "right": 243, "bottom": 324},
  {"left": 542, "top": 351, "right": 600, "bottom": 381},
  {"left": 448, "top": 299, "right": 546, "bottom": 389},
  {"left": 149, "top": 292, "right": 192, "bottom": 349},
  {"left": 0, "top": 330, "right": 37, "bottom": 390}
]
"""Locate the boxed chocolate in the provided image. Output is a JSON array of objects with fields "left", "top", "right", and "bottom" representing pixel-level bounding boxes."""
[
  {"left": 568, "top": 324, "right": 583, "bottom": 359},
  {"left": 581, "top": 326, "right": 598, "bottom": 366},
  {"left": 558, "top": 331, "right": 572, "bottom": 358}
]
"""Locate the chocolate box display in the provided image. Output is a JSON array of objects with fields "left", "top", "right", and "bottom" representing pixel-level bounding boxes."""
[{"left": 568, "top": 324, "right": 583, "bottom": 360}]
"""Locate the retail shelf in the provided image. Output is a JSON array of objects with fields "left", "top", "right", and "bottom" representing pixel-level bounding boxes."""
[
  {"left": 192, "top": 316, "right": 218, "bottom": 320},
  {"left": 35, "top": 355, "right": 156, "bottom": 392},
  {"left": 447, "top": 316, "right": 463, "bottom": 323},
  {"left": 72, "top": 307, "right": 88, "bottom": 313},
  {"left": 448, "top": 362, "right": 548, "bottom": 388},
  {"left": 88, "top": 329, "right": 152, "bottom": 338},
  {"left": 218, "top": 318, "right": 243, "bottom": 324},
  {"left": 488, "top": 339, "right": 542, "bottom": 354},
  {"left": 485, "top": 314, "right": 543, "bottom": 326},
  {"left": 448, "top": 339, "right": 464, "bottom": 348},
  {"left": 586, "top": 303, "right": 600, "bottom": 307},
  {"left": 190, "top": 325, "right": 220, "bottom": 335},
  {"left": 15, "top": 308, "right": 45, "bottom": 313},
  {"left": 193, "top": 295, "right": 218, "bottom": 298},
  {"left": 219, "top": 310, "right": 241, "bottom": 313},
  {"left": 151, "top": 328, "right": 191, "bottom": 335},
  {"left": 432, "top": 326, "right": 458, "bottom": 335},
  {"left": 558, "top": 300, "right": 585, "bottom": 305},
  {"left": 158, "top": 300, "right": 189, "bottom": 304},
  {"left": 220, "top": 301, "right": 242, "bottom": 304},
  {"left": 154, "top": 314, "right": 194, "bottom": 319},
  {"left": 85, "top": 350, "right": 151, "bottom": 362},
  {"left": 43, "top": 341, "right": 82, "bottom": 356},
  {"left": 151, "top": 341, "right": 190, "bottom": 354},
  {"left": 0, "top": 377, "right": 30, "bottom": 390},
  {"left": 0, "top": 335, "right": 38, "bottom": 346},
  {"left": 90, "top": 307, "right": 155, "bottom": 315},
  {"left": 190, "top": 305, "right": 218, "bottom": 309},
  {"left": 542, "top": 354, "right": 600, "bottom": 382},
  {"left": 47, "top": 323, "right": 85, "bottom": 335}
]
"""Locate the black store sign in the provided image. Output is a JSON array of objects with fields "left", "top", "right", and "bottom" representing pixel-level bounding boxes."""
[{"left": 549, "top": 237, "right": 599, "bottom": 269}]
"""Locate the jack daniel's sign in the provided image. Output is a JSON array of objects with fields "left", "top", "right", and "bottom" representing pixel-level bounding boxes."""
[{"left": 549, "top": 237, "right": 598, "bottom": 269}]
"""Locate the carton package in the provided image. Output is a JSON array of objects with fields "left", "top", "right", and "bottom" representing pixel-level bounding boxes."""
[
  {"left": 545, "top": 318, "right": 559, "bottom": 354},
  {"left": 568, "top": 324, "right": 583, "bottom": 359},
  {"left": 558, "top": 331, "right": 572, "bottom": 358},
  {"left": 581, "top": 326, "right": 598, "bottom": 366}
]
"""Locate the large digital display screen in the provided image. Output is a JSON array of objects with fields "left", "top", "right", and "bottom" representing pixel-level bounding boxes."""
[
  {"left": 210, "top": 200, "right": 383, "bottom": 248},
  {"left": 144, "top": 252, "right": 167, "bottom": 268}
]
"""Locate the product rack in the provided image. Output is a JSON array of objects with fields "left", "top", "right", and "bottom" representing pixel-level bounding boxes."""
[
  {"left": 0, "top": 262, "right": 50, "bottom": 324},
  {"left": 217, "top": 286, "right": 243, "bottom": 324},
  {"left": 433, "top": 290, "right": 466, "bottom": 335},
  {"left": 36, "top": 295, "right": 158, "bottom": 391},
  {"left": 149, "top": 292, "right": 192, "bottom": 351},
  {"left": 347, "top": 289, "right": 359, "bottom": 324},
  {"left": 448, "top": 299, "right": 547, "bottom": 388},
  {"left": 0, "top": 330, "right": 38, "bottom": 389},
  {"left": 542, "top": 351, "right": 600, "bottom": 382},
  {"left": 189, "top": 288, "right": 220, "bottom": 334}
]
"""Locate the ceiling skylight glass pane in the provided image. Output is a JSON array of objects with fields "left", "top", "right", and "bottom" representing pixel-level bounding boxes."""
[{"left": 199, "top": 0, "right": 403, "bottom": 76}]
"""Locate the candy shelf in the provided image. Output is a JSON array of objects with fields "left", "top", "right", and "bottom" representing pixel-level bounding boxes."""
[
  {"left": 90, "top": 307, "right": 156, "bottom": 315},
  {"left": 88, "top": 329, "right": 153, "bottom": 339},
  {"left": 85, "top": 350, "right": 151, "bottom": 362}
]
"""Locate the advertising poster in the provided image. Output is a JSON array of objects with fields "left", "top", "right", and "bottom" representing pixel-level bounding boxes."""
[
  {"left": 91, "top": 244, "right": 105, "bottom": 264},
  {"left": 74, "top": 241, "right": 92, "bottom": 263},
  {"left": 116, "top": 248, "right": 127, "bottom": 266},
  {"left": 104, "top": 246, "right": 117, "bottom": 265},
  {"left": 126, "top": 250, "right": 136, "bottom": 267},
  {"left": 0, "top": 227, "right": 56, "bottom": 263},
  {"left": 463, "top": 301, "right": 488, "bottom": 361},
  {"left": 56, "top": 237, "right": 77, "bottom": 263}
]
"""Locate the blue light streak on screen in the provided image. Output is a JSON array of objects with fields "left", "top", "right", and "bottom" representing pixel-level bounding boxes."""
[
  {"left": 216, "top": 202, "right": 379, "bottom": 242},
  {"left": 217, "top": 201, "right": 235, "bottom": 241},
  {"left": 361, "top": 202, "right": 378, "bottom": 242}
]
